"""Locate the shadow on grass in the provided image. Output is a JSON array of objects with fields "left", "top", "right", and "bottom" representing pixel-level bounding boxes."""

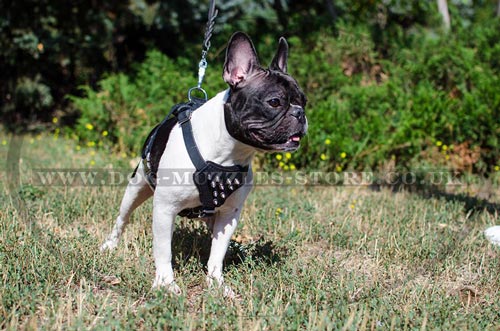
[
  {"left": 370, "top": 173, "right": 500, "bottom": 217},
  {"left": 172, "top": 220, "right": 286, "bottom": 270},
  {"left": 417, "top": 189, "right": 500, "bottom": 216}
]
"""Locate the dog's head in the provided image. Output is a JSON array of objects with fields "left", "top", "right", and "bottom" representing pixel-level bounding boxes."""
[{"left": 223, "top": 32, "right": 307, "bottom": 152}]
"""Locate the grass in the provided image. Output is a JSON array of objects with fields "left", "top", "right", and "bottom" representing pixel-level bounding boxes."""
[{"left": 1, "top": 132, "right": 500, "bottom": 330}]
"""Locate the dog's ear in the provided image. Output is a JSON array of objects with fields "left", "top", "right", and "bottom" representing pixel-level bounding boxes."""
[
  {"left": 269, "top": 37, "right": 288, "bottom": 73},
  {"left": 223, "top": 32, "right": 260, "bottom": 87}
]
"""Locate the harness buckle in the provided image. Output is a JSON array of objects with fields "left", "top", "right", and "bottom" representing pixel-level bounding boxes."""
[
  {"left": 199, "top": 209, "right": 216, "bottom": 218},
  {"left": 176, "top": 108, "right": 193, "bottom": 125}
]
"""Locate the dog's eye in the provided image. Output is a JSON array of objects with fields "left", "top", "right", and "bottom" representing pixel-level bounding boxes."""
[{"left": 267, "top": 98, "right": 281, "bottom": 108}]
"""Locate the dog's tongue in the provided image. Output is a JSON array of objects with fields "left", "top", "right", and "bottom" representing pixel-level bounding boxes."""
[{"left": 290, "top": 135, "right": 301, "bottom": 142}]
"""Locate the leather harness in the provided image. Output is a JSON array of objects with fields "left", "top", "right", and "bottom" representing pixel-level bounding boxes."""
[{"left": 137, "top": 97, "right": 249, "bottom": 219}]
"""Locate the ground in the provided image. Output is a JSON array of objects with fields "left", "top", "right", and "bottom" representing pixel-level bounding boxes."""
[{"left": 1, "top": 133, "right": 499, "bottom": 330}]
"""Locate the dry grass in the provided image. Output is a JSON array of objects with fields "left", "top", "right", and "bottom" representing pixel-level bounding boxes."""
[{"left": 1, "top": 133, "right": 500, "bottom": 330}]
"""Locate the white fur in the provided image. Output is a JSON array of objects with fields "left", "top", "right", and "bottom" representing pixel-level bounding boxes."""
[
  {"left": 485, "top": 226, "right": 500, "bottom": 246},
  {"left": 101, "top": 90, "right": 255, "bottom": 297}
]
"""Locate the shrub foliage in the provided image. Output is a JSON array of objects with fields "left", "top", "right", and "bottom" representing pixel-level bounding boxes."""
[
  {"left": 4, "top": 1, "right": 498, "bottom": 173},
  {"left": 69, "top": 16, "right": 500, "bottom": 173}
]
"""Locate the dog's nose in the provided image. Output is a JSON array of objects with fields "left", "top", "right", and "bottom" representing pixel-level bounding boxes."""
[{"left": 290, "top": 106, "right": 305, "bottom": 119}]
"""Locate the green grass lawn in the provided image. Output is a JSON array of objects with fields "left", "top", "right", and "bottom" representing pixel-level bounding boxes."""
[{"left": 1, "top": 133, "right": 500, "bottom": 330}]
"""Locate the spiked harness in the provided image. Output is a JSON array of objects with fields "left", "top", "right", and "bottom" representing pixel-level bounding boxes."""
[
  {"left": 134, "top": 0, "right": 248, "bottom": 218},
  {"left": 139, "top": 98, "right": 249, "bottom": 219}
]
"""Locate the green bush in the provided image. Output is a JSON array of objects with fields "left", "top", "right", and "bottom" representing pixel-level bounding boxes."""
[
  {"left": 67, "top": 50, "right": 227, "bottom": 154},
  {"left": 267, "top": 23, "right": 499, "bottom": 173},
  {"left": 68, "top": 21, "right": 500, "bottom": 174}
]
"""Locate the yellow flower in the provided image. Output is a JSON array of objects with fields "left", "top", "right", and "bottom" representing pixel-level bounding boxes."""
[
  {"left": 102, "top": 130, "right": 108, "bottom": 137},
  {"left": 276, "top": 154, "right": 283, "bottom": 161},
  {"left": 340, "top": 152, "right": 347, "bottom": 159},
  {"left": 320, "top": 153, "right": 327, "bottom": 161},
  {"left": 290, "top": 164, "right": 296, "bottom": 170},
  {"left": 495, "top": 165, "right": 500, "bottom": 172},
  {"left": 445, "top": 155, "right": 450, "bottom": 160},
  {"left": 87, "top": 141, "right": 96, "bottom": 147},
  {"left": 85, "top": 123, "right": 94, "bottom": 130},
  {"left": 76, "top": 145, "right": 81, "bottom": 151},
  {"left": 436, "top": 141, "right": 443, "bottom": 147},
  {"left": 52, "top": 117, "right": 58, "bottom": 124},
  {"left": 275, "top": 207, "right": 283, "bottom": 216},
  {"left": 89, "top": 160, "right": 96, "bottom": 166},
  {"left": 121, "top": 152, "right": 127, "bottom": 158},
  {"left": 89, "top": 150, "right": 96, "bottom": 156},
  {"left": 325, "top": 138, "right": 331, "bottom": 145},
  {"left": 29, "top": 138, "right": 35, "bottom": 144},
  {"left": 285, "top": 152, "right": 292, "bottom": 160},
  {"left": 349, "top": 204, "right": 355, "bottom": 209},
  {"left": 335, "top": 165, "right": 343, "bottom": 172},
  {"left": 283, "top": 165, "right": 289, "bottom": 171},
  {"left": 442, "top": 145, "right": 448, "bottom": 151},
  {"left": 1, "top": 140, "right": 6, "bottom": 146},
  {"left": 279, "top": 161, "right": 285, "bottom": 168}
]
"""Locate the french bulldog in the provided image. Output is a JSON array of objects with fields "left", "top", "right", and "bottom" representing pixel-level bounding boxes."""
[{"left": 100, "top": 32, "right": 307, "bottom": 297}]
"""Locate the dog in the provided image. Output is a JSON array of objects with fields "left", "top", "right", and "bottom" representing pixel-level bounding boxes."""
[{"left": 100, "top": 32, "right": 307, "bottom": 297}]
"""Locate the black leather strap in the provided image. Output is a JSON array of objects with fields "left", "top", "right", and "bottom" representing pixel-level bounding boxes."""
[
  {"left": 174, "top": 104, "right": 206, "bottom": 171},
  {"left": 139, "top": 97, "right": 249, "bottom": 219},
  {"left": 140, "top": 122, "right": 173, "bottom": 189}
]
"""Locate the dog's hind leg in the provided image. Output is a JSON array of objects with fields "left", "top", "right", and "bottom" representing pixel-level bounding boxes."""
[{"left": 100, "top": 164, "right": 153, "bottom": 251}]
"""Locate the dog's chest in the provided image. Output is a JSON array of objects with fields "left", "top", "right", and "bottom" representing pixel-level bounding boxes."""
[{"left": 150, "top": 90, "right": 253, "bottom": 214}]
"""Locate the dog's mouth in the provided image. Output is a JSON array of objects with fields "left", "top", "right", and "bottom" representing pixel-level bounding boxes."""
[
  {"left": 249, "top": 131, "right": 304, "bottom": 152},
  {"left": 289, "top": 134, "right": 302, "bottom": 143},
  {"left": 282, "top": 133, "right": 304, "bottom": 150}
]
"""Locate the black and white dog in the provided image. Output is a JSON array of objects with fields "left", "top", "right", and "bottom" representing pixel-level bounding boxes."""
[{"left": 101, "top": 32, "right": 307, "bottom": 297}]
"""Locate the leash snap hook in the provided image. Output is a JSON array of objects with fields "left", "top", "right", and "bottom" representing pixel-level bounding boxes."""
[
  {"left": 188, "top": 53, "right": 209, "bottom": 102},
  {"left": 186, "top": 0, "right": 217, "bottom": 102}
]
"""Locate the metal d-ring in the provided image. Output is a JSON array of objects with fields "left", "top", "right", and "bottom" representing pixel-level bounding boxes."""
[{"left": 188, "top": 86, "right": 208, "bottom": 102}]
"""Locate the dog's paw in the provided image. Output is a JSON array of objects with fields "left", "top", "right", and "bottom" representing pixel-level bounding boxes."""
[
  {"left": 152, "top": 278, "right": 182, "bottom": 296},
  {"left": 222, "top": 284, "right": 236, "bottom": 299},
  {"left": 100, "top": 238, "right": 118, "bottom": 252},
  {"left": 206, "top": 276, "right": 236, "bottom": 299}
]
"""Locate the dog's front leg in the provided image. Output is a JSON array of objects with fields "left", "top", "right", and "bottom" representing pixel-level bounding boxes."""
[
  {"left": 151, "top": 200, "right": 181, "bottom": 295},
  {"left": 206, "top": 208, "right": 242, "bottom": 298}
]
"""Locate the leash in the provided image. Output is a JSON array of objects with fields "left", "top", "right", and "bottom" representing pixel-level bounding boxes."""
[
  {"left": 141, "top": 0, "right": 218, "bottom": 180},
  {"left": 188, "top": 0, "right": 218, "bottom": 102},
  {"left": 140, "top": 0, "right": 249, "bottom": 219}
]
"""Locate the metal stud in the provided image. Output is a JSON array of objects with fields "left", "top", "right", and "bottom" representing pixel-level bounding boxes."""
[
  {"left": 207, "top": 173, "right": 212, "bottom": 181},
  {"left": 220, "top": 192, "right": 226, "bottom": 199},
  {"left": 234, "top": 178, "right": 240, "bottom": 185},
  {"left": 211, "top": 181, "right": 216, "bottom": 188},
  {"left": 213, "top": 199, "right": 218, "bottom": 206},
  {"left": 215, "top": 175, "right": 220, "bottom": 183},
  {"left": 228, "top": 185, "right": 234, "bottom": 191},
  {"left": 213, "top": 191, "right": 218, "bottom": 197},
  {"left": 219, "top": 183, "right": 224, "bottom": 190}
]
